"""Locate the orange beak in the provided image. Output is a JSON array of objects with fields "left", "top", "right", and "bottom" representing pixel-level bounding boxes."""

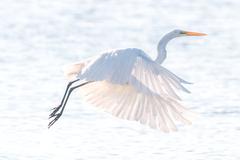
[{"left": 184, "top": 31, "right": 207, "bottom": 36}]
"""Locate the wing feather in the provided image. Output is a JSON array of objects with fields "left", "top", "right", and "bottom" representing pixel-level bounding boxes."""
[
  {"left": 78, "top": 81, "right": 194, "bottom": 132},
  {"left": 112, "top": 86, "right": 129, "bottom": 117},
  {"left": 130, "top": 56, "right": 190, "bottom": 100},
  {"left": 160, "top": 100, "right": 177, "bottom": 131},
  {"left": 135, "top": 94, "right": 144, "bottom": 121}
]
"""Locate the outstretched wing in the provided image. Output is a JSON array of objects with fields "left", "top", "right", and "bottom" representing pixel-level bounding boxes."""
[
  {"left": 78, "top": 81, "right": 195, "bottom": 132},
  {"left": 67, "top": 49, "right": 195, "bottom": 131},
  {"left": 129, "top": 56, "right": 191, "bottom": 100}
]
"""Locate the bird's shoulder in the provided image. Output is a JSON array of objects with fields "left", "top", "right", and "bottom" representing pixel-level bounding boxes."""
[
  {"left": 99, "top": 48, "right": 148, "bottom": 57},
  {"left": 78, "top": 48, "right": 153, "bottom": 84},
  {"left": 81, "top": 47, "right": 153, "bottom": 75},
  {"left": 93, "top": 48, "right": 152, "bottom": 64}
]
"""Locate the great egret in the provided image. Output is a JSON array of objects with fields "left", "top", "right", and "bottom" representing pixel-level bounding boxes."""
[{"left": 48, "top": 29, "right": 206, "bottom": 132}]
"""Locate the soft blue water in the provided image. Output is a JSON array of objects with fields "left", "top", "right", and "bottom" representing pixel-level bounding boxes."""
[{"left": 0, "top": 0, "right": 240, "bottom": 159}]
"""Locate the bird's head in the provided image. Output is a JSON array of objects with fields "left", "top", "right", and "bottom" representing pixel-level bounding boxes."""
[
  {"left": 156, "top": 29, "right": 207, "bottom": 64},
  {"left": 172, "top": 29, "right": 207, "bottom": 37}
]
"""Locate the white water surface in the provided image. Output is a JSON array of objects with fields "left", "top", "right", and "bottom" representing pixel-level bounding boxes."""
[{"left": 0, "top": 0, "right": 240, "bottom": 159}]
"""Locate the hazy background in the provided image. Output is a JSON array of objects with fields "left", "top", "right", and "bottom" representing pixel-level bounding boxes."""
[{"left": 0, "top": 0, "right": 240, "bottom": 159}]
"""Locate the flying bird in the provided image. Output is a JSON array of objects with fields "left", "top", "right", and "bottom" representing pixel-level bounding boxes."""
[{"left": 48, "top": 29, "right": 206, "bottom": 132}]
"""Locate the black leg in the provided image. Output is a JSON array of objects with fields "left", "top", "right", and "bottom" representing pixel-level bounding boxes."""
[
  {"left": 48, "top": 81, "right": 91, "bottom": 128},
  {"left": 49, "top": 79, "right": 80, "bottom": 118}
]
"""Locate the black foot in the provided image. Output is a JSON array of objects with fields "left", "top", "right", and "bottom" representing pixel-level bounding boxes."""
[
  {"left": 49, "top": 105, "right": 62, "bottom": 119},
  {"left": 48, "top": 113, "right": 62, "bottom": 129}
]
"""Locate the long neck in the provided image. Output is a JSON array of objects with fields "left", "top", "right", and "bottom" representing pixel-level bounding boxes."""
[{"left": 155, "top": 32, "right": 177, "bottom": 64}]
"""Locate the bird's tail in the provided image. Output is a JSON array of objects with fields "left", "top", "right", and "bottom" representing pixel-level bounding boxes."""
[
  {"left": 63, "top": 57, "right": 94, "bottom": 81},
  {"left": 63, "top": 63, "right": 84, "bottom": 81}
]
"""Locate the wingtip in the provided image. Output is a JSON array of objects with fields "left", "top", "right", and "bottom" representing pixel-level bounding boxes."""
[{"left": 180, "top": 79, "right": 193, "bottom": 85}]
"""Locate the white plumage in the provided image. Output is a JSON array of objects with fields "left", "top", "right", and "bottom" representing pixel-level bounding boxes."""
[
  {"left": 64, "top": 48, "right": 194, "bottom": 132},
  {"left": 49, "top": 29, "right": 206, "bottom": 132}
]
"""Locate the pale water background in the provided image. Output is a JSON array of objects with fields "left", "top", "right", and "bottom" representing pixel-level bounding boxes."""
[{"left": 0, "top": 0, "right": 240, "bottom": 159}]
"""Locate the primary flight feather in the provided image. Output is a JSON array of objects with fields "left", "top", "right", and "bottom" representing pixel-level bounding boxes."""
[{"left": 49, "top": 29, "right": 206, "bottom": 132}]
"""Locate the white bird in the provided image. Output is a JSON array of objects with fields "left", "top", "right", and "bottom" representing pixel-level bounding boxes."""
[{"left": 48, "top": 29, "right": 206, "bottom": 132}]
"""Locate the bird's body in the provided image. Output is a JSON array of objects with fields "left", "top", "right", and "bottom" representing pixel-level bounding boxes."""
[
  {"left": 63, "top": 48, "right": 192, "bottom": 132},
  {"left": 65, "top": 48, "right": 149, "bottom": 83},
  {"left": 49, "top": 29, "right": 206, "bottom": 132}
]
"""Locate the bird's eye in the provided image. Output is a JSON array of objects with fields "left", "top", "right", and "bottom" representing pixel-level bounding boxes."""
[{"left": 180, "top": 31, "right": 186, "bottom": 35}]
